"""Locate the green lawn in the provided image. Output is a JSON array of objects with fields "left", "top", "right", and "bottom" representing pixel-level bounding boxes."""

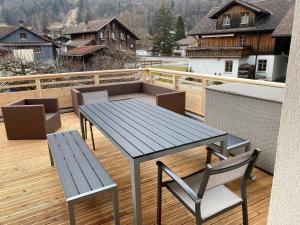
[{"left": 153, "top": 65, "right": 188, "bottom": 72}]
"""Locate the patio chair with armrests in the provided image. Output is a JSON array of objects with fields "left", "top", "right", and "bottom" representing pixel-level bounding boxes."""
[{"left": 157, "top": 148, "right": 260, "bottom": 225}]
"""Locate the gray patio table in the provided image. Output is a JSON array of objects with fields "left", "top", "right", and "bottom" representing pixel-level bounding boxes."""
[{"left": 79, "top": 99, "right": 228, "bottom": 225}]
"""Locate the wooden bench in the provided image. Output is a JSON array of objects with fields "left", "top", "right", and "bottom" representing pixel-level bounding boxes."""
[{"left": 47, "top": 130, "right": 120, "bottom": 225}]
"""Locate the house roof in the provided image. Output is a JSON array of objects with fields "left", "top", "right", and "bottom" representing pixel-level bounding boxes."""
[
  {"left": 272, "top": 4, "right": 295, "bottom": 37},
  {"left": 0, "top": 26, "right": 59, "bottom": 48},
  {"left": 63, "top": 45, "right": 106, "bottom": 57},
  {"left": 64, "top": 17, "right": 140, "bottom": 40},
  {"left": 176, "top": 36, "right": 198, "bottom": 47},
  {"left": 188, "top": 0, "right": 295, "bottom": 36},
  {"left": 209, "top": 0, "right": 270, "bottom": 19},
  {"left": 0, "top": 26, "right": 17, "bottom": 39},
  {"left": 65, "top": 38, "right": 95, "bottom": 48}
]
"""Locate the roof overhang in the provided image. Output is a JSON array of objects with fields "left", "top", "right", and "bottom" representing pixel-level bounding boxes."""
[{"left": 209, "top": 0, "right": 270, "bottom": 19}]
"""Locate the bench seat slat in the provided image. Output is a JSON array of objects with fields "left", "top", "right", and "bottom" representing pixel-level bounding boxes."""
[
  {"left": 71, "top": 131, "right": 115, "bottom": 186},
  {"left": 47, "top": 135, "right": 79, "bottom": 198},
  {"left": 55, "top": 134, "right": 91, "bottom": 195},
  {"left": 63, "top": 132, "right": 104, "bottom": 189}
]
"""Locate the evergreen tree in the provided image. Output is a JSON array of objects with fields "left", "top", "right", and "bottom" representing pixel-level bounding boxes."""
[
  {"left": 152, "top": 5, "right": 176, "bottom": 56},
  {"left": 175, "top": 15, "right": 185, "bottom": 41}
]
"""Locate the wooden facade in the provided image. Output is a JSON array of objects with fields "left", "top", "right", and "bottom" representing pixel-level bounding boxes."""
[
  {"left": 216, "top": 5, "right": 257, "bottom": 30},
  {"left": 68, "top": 20, "right": 137, "bottom": 53},
  {"left": 0, "top": 27, "right": 57, "bottom": 61},
  {"left": 198, "top": 32, "right": 276, "bottom": 55},
  {"left": 188, "top": 3, "right": 277, "bottom": 58}
]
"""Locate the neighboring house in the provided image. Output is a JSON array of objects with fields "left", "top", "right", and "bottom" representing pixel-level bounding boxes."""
[
  {"left": 174, "top": 36, "right": 197, "bottom": 57},
  {"left": 64, "top": 17, "right": 139, "bottom": 53},
  {"left": 62, "top": 45, "right": 105, "bottom": 71},
  {"left": 0, "top": 26, "right": 58, "bottom": 62},
  {"left": 187, "top": 0, "right": 295, "bottom": 81}
]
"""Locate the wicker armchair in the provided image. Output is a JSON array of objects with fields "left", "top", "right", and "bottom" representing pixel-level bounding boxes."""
[{"left": 2, "top": 98, "right": 61, "bottom": 140}]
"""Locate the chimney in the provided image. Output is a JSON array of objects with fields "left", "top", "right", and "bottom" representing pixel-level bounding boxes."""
[{"left": 18, "top": 20, "right": 25, "bottom": 27}]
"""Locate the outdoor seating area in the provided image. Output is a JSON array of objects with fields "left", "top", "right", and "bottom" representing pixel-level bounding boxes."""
[
  {"left": 0, "top": 68, "right": 281, "bottom": 225},
  {"left": 0, "top": 112, "right": 272, "bottom": 224}
]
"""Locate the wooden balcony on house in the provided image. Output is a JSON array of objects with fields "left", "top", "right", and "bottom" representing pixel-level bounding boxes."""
[{"left": 186, "top": 46, "right": 255, "bottom": 58}]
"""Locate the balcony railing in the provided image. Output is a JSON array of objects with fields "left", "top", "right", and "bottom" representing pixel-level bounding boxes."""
[
  {"left": 186, "top": 46, "right": 254, "bottom": 58},
  {"left": 0, "top": 68, "right": 285, "bottom": 117}
]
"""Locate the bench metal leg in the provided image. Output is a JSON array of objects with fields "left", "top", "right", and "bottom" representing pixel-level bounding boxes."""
[
  {"left": 67, "top": 201, "right": 75, "bottom": 225},
  {"left": 113, "top": 187, "right": 120, "bottom": 225},
  {"left": 89, "top": 122, "right": 96, "bottom": 151},
  {"left": 84, "top": 118, "right": 88, "bottom": 140},
  {"left": 48, "top": 145, "right": 54, "bottom": 166}
]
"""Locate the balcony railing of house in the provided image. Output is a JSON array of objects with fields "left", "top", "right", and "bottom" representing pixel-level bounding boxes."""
[
  {"left": 186, "top": 46, "right": 254, "bottom": 58},
  {"left": 0, "top": 67, "right": 285, "bottom": 117}
]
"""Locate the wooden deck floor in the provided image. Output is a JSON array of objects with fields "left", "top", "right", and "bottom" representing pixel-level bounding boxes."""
[{"left": 0, "top": 113, "right": 272, "bottom": 225}]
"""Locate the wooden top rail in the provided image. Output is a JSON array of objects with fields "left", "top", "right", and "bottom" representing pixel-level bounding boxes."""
[
  {"left": 0, "top": 67, "right": 285, "bottom": 89},
  {"left": 148, "top": 68, "right": 286, "bottom": 88},
  {"left": 0, "top": 68, "right": 148, "bottom": 82}
]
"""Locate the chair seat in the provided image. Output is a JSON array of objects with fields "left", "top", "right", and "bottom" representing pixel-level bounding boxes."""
[{"left": 166, "top": 171, "right": 242, "bottom": 220}]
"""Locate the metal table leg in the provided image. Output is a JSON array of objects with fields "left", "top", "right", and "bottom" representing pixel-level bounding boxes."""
[
  {"left": 79, "top": 113, "right": 85, "bottom": 139},
  {"left": 131, "top": 160, "right": 142, "bottom": 225},
  {"left": 220, "top": 135, "right": 228, "bottom": 157}
]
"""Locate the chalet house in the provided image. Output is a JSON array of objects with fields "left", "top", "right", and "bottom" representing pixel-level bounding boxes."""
[
  {"left": 187, "top": 0, "right": 295, "bottom": 81},
  {"left": 0, "top": 26, "right": 58, "bottom": 62},
  {"left": 63, "top": 17, "right": 139, "bottom": 53}
]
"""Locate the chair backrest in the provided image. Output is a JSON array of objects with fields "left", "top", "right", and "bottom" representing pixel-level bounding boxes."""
[
  {"left": 82, "top": 90, "right": 109, "bottom": 105},
  {"left": 198, "top": 149, "right": 260, "bottom": 197}
]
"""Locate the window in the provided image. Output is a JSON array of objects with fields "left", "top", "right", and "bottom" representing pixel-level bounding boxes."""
[
  {"left": 225, "top": 60, "right": 233, "bottom": 73},
  {"left": 19, "top": 33, "right": 27, "bottom": 40},
  {"left": 258, "top": 60, "right": 267, "bottom": 72},
  {"left": 112, "top": 32, "right": 116, "bottom": 40},
  {"left": 222, "top": 14, "right": 231, "bottom": 26},
  {"left": 120, "top": 32, "right": 125, "bottom": 40},
  {"left": 33, "top": 46, "right": 42, "bottom": 53},
  {"left": 239, "top": 36, "right": 247, "bottom": 46},
  {"left": 99, "top": 31, "right": 105, "bottom": 40},
  {"left": 240, "top": 12, "right": 250, "bottom": 25}
]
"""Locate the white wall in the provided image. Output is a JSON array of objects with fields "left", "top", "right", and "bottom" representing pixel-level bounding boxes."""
[
  {"left": 189, "top": 58, "right": 240, "bottom": 77},
  {"left": 268, "top": 0, "right": 300, "bottom": 223},
  {"left": 248, "top": 55, "right": 275, "bottom": 81}
]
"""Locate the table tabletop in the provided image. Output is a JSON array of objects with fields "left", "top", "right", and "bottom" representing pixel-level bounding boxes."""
[{"left": 80, "top": 99, "right": 227, "bottom": 160}]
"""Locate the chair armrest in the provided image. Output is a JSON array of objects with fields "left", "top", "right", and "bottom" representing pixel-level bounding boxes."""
[
  {"left": 156, "top": 91, "right": 185, "bottom": 115},
  {"left": 157, "top": 161, "right": 199, "bottom": 202},
  {"left": 207, "top": 148, "right": 228, "bottom": 160},
  {"left": 71, "top": 88, "right": 82, "bottom": 116},
  {"left": 26, "top": 98, "right": 59, "bottom": 113}
]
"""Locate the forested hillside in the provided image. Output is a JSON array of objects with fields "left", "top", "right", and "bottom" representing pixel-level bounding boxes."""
[{"left": 0, "top": 0, "right": 228, "bottom": 32}]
